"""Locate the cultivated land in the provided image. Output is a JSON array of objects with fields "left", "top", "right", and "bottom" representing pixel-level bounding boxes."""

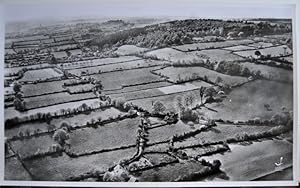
[{"left": 4, "top": 18, "right": 293, "bottom": 182}]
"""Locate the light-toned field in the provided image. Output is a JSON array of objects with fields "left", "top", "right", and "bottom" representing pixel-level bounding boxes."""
[
  {"left": 145, "top": 48, "right": 198, "bottom": 62},
  {"left": 5, "top": 63, "right": 52, "bottom": 76},
  {"left": 223, "top": 45, "right": 256, "bottom": 51},
  {"left": 200, "top": 80, "right": 293, "bottom": 121},
  {"left": 158, "top": 82, "right": 210, "bottom": 94},
  {"left": 155, "top": 66, "right": 248, "bottom": 86},
  {"left": 52, "top": 51, "right": 68, "bottom": 59},
  {"left": 19, "top": 68, "right": 63, "bottom": 82},
  {"left": 201, "top": 140, "right": 293, "bottom": 180},
  {"left": 189, "top": 49, "right": 245, "bottom": 62},
  {"left": 234, "top": 45, "right": 292, "bottom": 59},
  {"left": 172, "top": 39, "right": 253, "bottom": 52},
  {"left": 248, "top": 42, "right": 275, "bottom": 49},
  {"left": 115, "top": 45, "right": 149, "bottom": 55}
]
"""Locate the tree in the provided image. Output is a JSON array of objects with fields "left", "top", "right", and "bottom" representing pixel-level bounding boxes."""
[
  {"left": 13, "top": 81, "right": 22, "bottom": 93},
  {"left": 242, "top": 67, "right": 251, "bottom": 76},
  {"left": 174, "top": 95, "right": 185, "bottom": 114},
  {"left": 204, "top": 87, "right": 217, "bottom": 103},
  {"left": 152, "top": 101, "right": 166, "bottom": 114},
  {"left": 53, "top": 128, "right": 69, "bottom": 146},
  {"left": 13, "top": 98, "right": 26, "bottom": 111},
  {"left": 199, "top": 86, "right": 206, "bottom": 105},
  {"left": 254, "top": 50, "right": 261, "bottom": 58}
]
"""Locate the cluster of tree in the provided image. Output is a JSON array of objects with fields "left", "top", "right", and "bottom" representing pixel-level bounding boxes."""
[
  {"left": 215, "top": 61, "right": 261, "bottom": 78},
  {"left": 175, "top": 159, "right": 222, "bottom": 181},
  {"left": 86, "top": 19, "right": 292, "bottom": 50},
  {"left": 12, "top": 81, "right": 26, "bottom": 111}
]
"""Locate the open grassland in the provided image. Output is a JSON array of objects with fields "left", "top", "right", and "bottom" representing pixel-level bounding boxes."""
[
  {"left": 201, "top": 140, "right": 293, "bottom": 180},
  {"left": 199, "top": 80, "right": 293, "bottom": 121}
]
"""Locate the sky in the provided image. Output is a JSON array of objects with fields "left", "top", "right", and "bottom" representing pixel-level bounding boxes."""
[{"left": 3, "top": 0, "right": 294, "bottom": 23}]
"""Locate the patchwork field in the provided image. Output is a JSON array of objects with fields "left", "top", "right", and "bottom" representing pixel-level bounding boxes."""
[{"left": 115, "top": 45, "right": 149, "bottom": 55}]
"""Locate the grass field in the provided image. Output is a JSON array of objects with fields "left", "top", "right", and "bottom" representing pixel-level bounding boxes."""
[
  {"left": 155, "top": 66, "right": 248, "bottom": 86},
  {"left": 5, "top": 157, "right": 32, "bottom": 180},
  {"left": 22, "top": 80, "right": 67, "bottom": 97},
  {"left": 148, "top": 120, "right": 194, "bottom": 144},
  {"left": 61, "top": 56, "right": 140, "bottom": 70},
  {"left": 189, "top": 49, "right": 245, "bottom": 62},
  {"left": 199, "top": 80, "right": 293, "bottom": 121},
  {"left": 68, "top": 59, "right": 166, "bottom": 76},
  {"left": 5, "top": 63, "right": 52, "bottom": 76},
  {"left": 51, "top": 107, "right": 125, "bottom": 128},
  {"left": 10, "top": 134, "right": 55, "bottom": 158},
  {"left": 68, "top": 118, "right": 140, "bottom": 153},
  {"left": 248, "top": 42, "right": 275, "bottom": 49},
  {"left": 234, "top": 45, "right": 292, "bottom": 59},
  {"left": 241, "top": 62, "right": 293, "bottom": 82},
  {"left": 91, "top": 67, "right": 165, "bottom": 90},
  {"left": 24, "top": 148, "right": 136, "bottom": 181},
  {"left": 52, "top": 51, "right": 68, "bottom": 59},
  {"left": 5, "top": 98, "right": 101, "bottom": 120},
  {"left": 130, "top": 89, "right": 201, "bottom": 112},
  {"left": 24, "top": 91, "right": 97, "bottom": 109},
  {"left": 134, "top": 160, "right": 205, "bottom": 181},
  {"left": 115, "top": 45, "right": 149, "bottom": 55},
  {"left": 174, "top": 123, "right": 272, "bottom": 148},
  {"left": 223, "top": 45, "right": 256, "bottom": 51},
  {"left": 19, "top": 68, "right": 63, "bottom": 82},
  {"left": 145, "top": 48, "right": 198, "bottom": 62}
]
